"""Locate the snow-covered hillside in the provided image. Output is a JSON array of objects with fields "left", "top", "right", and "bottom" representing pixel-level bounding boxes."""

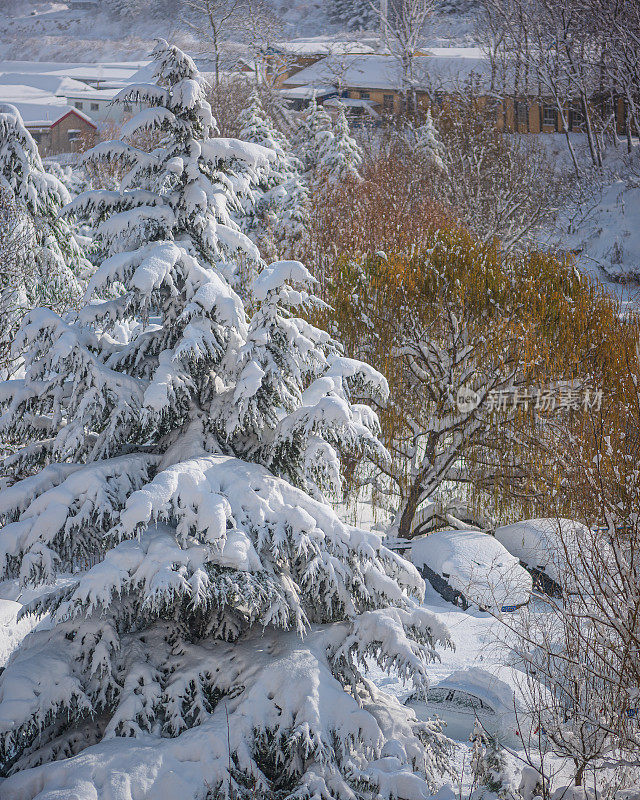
[
  {"left": 0, "top": 0, "right": 479, "bottom": 62},
  {"left": 0, "top": 1, "right": 195, "bottom": 61}
]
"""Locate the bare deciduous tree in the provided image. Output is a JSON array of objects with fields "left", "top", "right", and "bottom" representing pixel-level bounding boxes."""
[
  {"left": 184, "top": 0, "right": 244, "bottom": 89},
  {"left": 371, "top": 0, "right": 436, "bottom": 112},
  {"left": 478, "top": 0, "right": 621, "bottom": 174},
  {"left": 433, "top": 95, "right": 568, "bottom": 253}
]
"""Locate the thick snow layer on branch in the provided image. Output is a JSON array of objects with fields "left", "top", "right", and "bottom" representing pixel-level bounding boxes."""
[
  {"left": 171, "top": 78, "right": 202, "bottom": 111},
  {"left": 112, "top": 454, "right": 426, "bottom": 627},
  {"left": 0, "top": 455, "right": 158, "bottom": 583},
  {"left": 1, "top": 626, "right": 449, "bottom": 800},
  {"left": 201, "top": 137, "right": 274, "bottom": 171},
  {"left": 252, "top": 259, "right": 314, "bottom": 301},
  {"left": 120, "top": 106, "right": 177, "bottom": 139},
  {"left": 82, "top": 139, "right": 151, "bottom": 166},
  {"left": 0, "top": 463, "right": 81, "bottom": 520},
  {"left": 86, "top": 240, "right": 179, "bottom": 297}
]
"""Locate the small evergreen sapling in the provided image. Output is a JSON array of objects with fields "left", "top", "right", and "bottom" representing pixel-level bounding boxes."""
[
  {"left": 470, "top": 720, "right": 515, "bottom": 799},
  {"left": 237, "top": 92, "right": 308, "bottom": 258},
  {"left": 0, "top": 41, "right": 453, "bottom": 800},
  {"left": 414, "top": 108, "right": 446, "bottom": 172},
  {"left": 318, "top": 104, "right": 363, "bottom": 183},
  {"left": 294, "top": 95, "right": 333, "bottom": 176}
]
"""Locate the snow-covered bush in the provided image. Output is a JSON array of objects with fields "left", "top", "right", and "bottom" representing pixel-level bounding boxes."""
[
  {"left": 318, "top": 104, "right": 363, "bottom": 183},
  {"left": 237, "top": 92, "right": 308, "bottom": 258},
  {"left": 295, "top": 96, "right": 333, "bottom": 176},
  {"left": 0, "top": 41, "right": 453, "bottom": 800}
]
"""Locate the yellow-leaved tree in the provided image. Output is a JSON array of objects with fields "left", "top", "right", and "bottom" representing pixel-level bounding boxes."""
[{"left": 316, "top": 226, "right": 626, "bottom": 538}]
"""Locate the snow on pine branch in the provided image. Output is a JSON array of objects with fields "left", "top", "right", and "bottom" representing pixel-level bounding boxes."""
[
  {"left": 0, "top": 40, "right": 452, "bottom": 800},
  {"left": 120, "top": 106, "right": 179, "bottom": 139},
  {"left": 113, "top": 83, "right": 170, "bottom": 108},
  {"left": 0, "top": 626, "right": 451, "bottom": 799},
  {"left": 112, "top": 454, "right": 425, "bottom": 625},
  {"left": 0, "top": 455, "right": 158, "bottom": 583}
]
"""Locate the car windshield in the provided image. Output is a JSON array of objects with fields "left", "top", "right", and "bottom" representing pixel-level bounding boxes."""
[
  {"left": 448, "top": 690, "right": 497, "bottom": 714},
  {"left": 427, "top": 688, "right": 451, "bottom": 703}
]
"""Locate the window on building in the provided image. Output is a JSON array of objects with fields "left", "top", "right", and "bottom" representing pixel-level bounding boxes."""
[
  {"left": 383, "top": 93, "right": 394, "bottom": 113},
  {"left": 68, "top": 130, "right": 81, "bottom": 142},
  {"left": 74, "top": 101, "right": 83, "bottom": 110},
  {"left": 543, "top": 105, "right": 556, "bottom": 127},
  {"left": 515, "top": 100, "right": 528, "bottom": 125},
  {"left": 359, "top": 90, "right": 370, "bottom": 100},
  {"left": 90, "top": 102, "right": 99, "bottom": 111},
  {"left": 570, "top": 106, "right": 584, "bottom": 130}
]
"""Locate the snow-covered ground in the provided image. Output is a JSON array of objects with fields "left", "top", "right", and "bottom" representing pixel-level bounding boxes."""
[
  {"left": 537, "top": 133, "right": 640, "bottom": 306},
  {"left": 0, "top": 575, "right": 513, "bottom": 795}
]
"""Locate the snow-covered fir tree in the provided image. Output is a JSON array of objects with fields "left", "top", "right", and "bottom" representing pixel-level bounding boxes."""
[
  {"left": 0, "top": 105, "right": 89, "bottom": 374},
  {"left": 328, "top": 0, "right": 377, "bottom": 30},
  {"left": 318, "top": 103, "right": 363, "bottom": 183},
  {"left": 0, "top": 41, "right": 453, "bottom": 800},
  {"left": 294, "top": 95, "right": 333, "bottom": 176},
  {"left": 413, "top": 109, "right": 446, "bottom": 172},
  {"left": 237, "top": 91, "right": 308, "bottom": 258}
]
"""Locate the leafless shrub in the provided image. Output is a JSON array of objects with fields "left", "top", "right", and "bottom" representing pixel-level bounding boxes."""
[{"left": 432, "top": 96, "right": 569, "bottom": 253}]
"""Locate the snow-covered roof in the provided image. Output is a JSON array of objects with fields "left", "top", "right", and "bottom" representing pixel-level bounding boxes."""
[
  {"left": 0, "top": 61, "right": 149, "bottom": 88},
  {"left": 494, "top": 518, "right": 589, "bottom": 584},
  {"left": 283, "top": 50, "right": 491, "bottom": 92},
  {"left": 6, "top": 101, "right": 97, "bottom": 128},
  {"left": 0, "top": 73, "right": 93, "bottom": 96},
  {"left": 411, "top": 529, "right": 532, "bottom": 609},
  {"left": 279, "top": 85, "right": 336, "bottom": 100},
  {"left": 275, "top": 37, "right": 376, "bottom": 56},
  {"left": 0, "top": 85, "right": 66, "bottom": 104}
]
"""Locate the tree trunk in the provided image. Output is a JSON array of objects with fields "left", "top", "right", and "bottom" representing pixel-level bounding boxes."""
[
  {"left": 581, "top": 91, "right": 602, "bottom": 169},
  {"left": 397, "top": 480, "right": 424, "bottom": 539}
]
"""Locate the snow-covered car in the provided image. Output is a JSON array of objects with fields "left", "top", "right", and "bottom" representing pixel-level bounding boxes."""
[
  {"left": 494, "top": 518, "right": 589, "bottom": 596},
  {"left": 410, "top": 529, "right": 532, "bottom": 611},
  {"left": 405, "top": 666, "right": 546, "bottom": 748}
]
